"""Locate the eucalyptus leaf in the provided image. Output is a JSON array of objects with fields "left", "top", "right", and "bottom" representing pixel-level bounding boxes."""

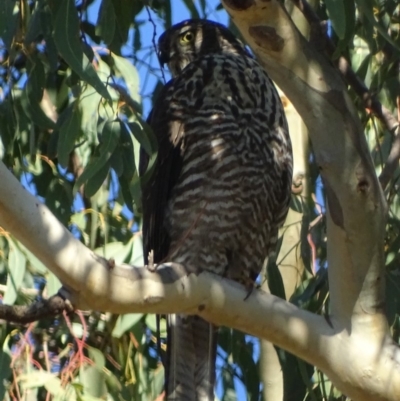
[
  {"left": 96, "top": 0, "right": 116, "bottom": 44},
  {"left": 53, "top": 0, "right": 111, "bottom": 100},
  {"left": 4, "top": 239, "right": 26, "bottom": 305},
  {"left": 74, "top": 120, "right": 120, "bottom": 194}
]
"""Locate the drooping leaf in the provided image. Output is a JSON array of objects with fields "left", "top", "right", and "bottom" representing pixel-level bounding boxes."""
[
  {"left": 3, "top": 239, "right": 26, "bottom": 305},
  {"left": 57, "top": 102, "right": 82, "bottom": 167},
  {"left": 96, "top": 0, "right": 116, "bottom": 45},
  {"left": 46, "top": 271, "right": 62, "bottom": 297},
  {"left": 325, "top": 0, "right": 347, "bottom": 39},
  {"left": 94, "top": 241, "right": 133, "bottom": 264},
  {"left": 181, "top": 0, "right": 200, "bottom": 19},
  {"left": 356, "top": 0, "right": 400, "bottom": 53},
  {"left": 74, "top": 120, "right": 120, "bottom": 194},
  {"left": 18, "top": 243, "right": 47, "bottom": 275},
  {"left": 332, "top": 0, "right": 356, "bottom": 57},
  {"left": 85, "top": 158, "right": 110, "bottom": 197},
  {"left": 24, "top": 0, "right": 43, "bottom": 45},
  {"left": 109, "top": 145, "right": 124, "bottom": 176},
  {"left": 112, "top": 313, "right": 143, "bottom": 338},
  {"left": 0, "top": 333, "right": 12, "bottom": 400},
  {"left": 120, "top": 122, "right": 136, "bottom": 181},
  {"left": 80, "top": 364, "right": 107, "bottom": 399},
  {"left": 40, "top": 3, "right": 59, "bottom": 71},
  {"left": 45, "top": 179, "right": 73, "bottom": 225},
  {"left": 53, "top": 0, "right": 111, "bottom": 100},
  {"left": 109, "top": 0, "right": 142, "bottom": 53},
  {"left": 21, "top": 57, "right": 56, "bottom": 130},
  {"left": 0, "top": 0, "right": 18, "bottom": 50},
  {"left": 112, "top": 54, "right": 141, "bottom": 107}
]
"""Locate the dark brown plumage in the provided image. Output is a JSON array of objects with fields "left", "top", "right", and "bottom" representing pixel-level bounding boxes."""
[{"left": 141, "top": 19, "right": 293, "bottom": 401}]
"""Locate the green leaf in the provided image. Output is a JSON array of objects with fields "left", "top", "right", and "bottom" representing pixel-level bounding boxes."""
[
  {"left": 4, "top": 239, "right": 27, "bottom": 305},
  {"left": 87, "top": 346, "right": 106, "bottom": 369},
  {"left": 104, "top": 371, "right": 122, "bottom": 395},
  {"left": 22, "top": 57, "right": 56, "bottom": 130},
  {"left": 109, "top": 145, "right": 124, "bottom": 176},
  {"left": 267, "top": 237, "right": 286, "bottom": 300},
  {"left": 57, "top": 102, "right": 82, "bottom": 167},
  {"left": 131, "top": 234, "right": 143, "bottom": 265},
  {"left": 47, "top": 271, "right": 62, "bottom": 296},
  {"left": 109, "top": 0, "right": 142, "bottom": 52},
  {"left": 221, "top": 361, "right": 236, "bottom": 401},
  {"left": 145, "top": 314, "right": 166, "bottom": 336},
  {"left": 386, "top": 271, "right": 400, "bottom": 324},
  {"left": 74, "top": 120, "right": 120, "bottom": 194},
  {"left": 332, "top": 0, "right": 356, "bottom": 57},
  {"left": 85, "top": 158, "right": 110, "bottom": 197},
  {"left": 80, "top": 395, "right": 107, "bottom": 401},
  {"left": 181, "top": 0, "right": 200, "bottom": 19},
  {"left": 19, "top": 371, "right": 59, "bottom": 389},
  {"left": 40, "top": 4, "right": 59, "bottom": 71},
  {"left": 342, "top": 0, "right": 356, "bottom": 46},
  {"left": 127, "top": 120, "right": 155, "bottom": 159},
  {"left": 112, "top": 313, "right": 143, "bottom": 338},
  {"left": 119, "top": 175, "right": 134, "bottom": 213},
  {"left": 0, "top": 0, "right": 18, "bottom": 50},
  {"left": 94, "top": 241, "right": 133, "bottom": 264},
  {"left": 44, "top": 376, "right": 65, "bottom": 397},
  {"left": 0, "top": 100, "right": 17, "bottom": 155},
  {"left": 79, "top": 85, "right": 102, "bottom": 143},
  {"left": 112, "top": 54, "right": 141, "bottom": 106},
  {"left": 45, "top": 179, "right": 73, "bottom": 226},
  {"left": 126, "top": 122, "right": 142, "bottom": 174},
  {"left": 71, "top": 211, "right": 87, "bottom": 232},
  {"left": 233, "top": 335, "right": 259, "bottom": 401},
  {"left": 53, "top": 0, "right": 111, "bottom": 101},
  {"left": 120, "top": 122, "right": 136, "bottom": 181},
  {"left": 356, "top": 0, "right": 400, "bottom": 53},
  {"left": 290, "top": 269, "right": 328, "bottom": 311},
  {"left": 129, "top": 173, "right": 143, "bottom": 212},
  {"left": 24, "top": 0, "right": 43, "bottom": 45},
  {"left": 0, "top": 335, "right": 12, "bottom": 400},
  {"left": 18, "top": 243, "right": 47, "bottom": 275},
  {"left": 96, "top": 0, "right": 115, "bottom": 45},
  {"left": 325, "top": 0, "right": 346, "bottom": 39}
]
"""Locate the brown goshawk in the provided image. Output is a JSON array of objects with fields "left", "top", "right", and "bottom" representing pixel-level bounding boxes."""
[{"left": 141, "top": 19, "right": 293, "bottom": 401}]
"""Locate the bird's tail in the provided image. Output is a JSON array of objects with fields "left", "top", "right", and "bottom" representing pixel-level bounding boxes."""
[{"left": 166, "top": 314, "right": 217, "bottom": 401}]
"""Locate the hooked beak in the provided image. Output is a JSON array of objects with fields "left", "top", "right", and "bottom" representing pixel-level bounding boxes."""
[{"left": 158, "top": 49, "right": 168, "bottom": 67}]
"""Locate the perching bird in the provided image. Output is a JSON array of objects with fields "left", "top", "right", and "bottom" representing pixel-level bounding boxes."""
[{"left": 140, "top": 19, "right": 293, "bottom": 401}]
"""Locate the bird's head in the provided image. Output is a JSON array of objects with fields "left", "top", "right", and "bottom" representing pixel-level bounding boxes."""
[{"left": 157, "top": 19, "right": 248, "bottom": 77}]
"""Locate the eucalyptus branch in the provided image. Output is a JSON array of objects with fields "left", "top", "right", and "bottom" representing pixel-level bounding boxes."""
[
  {"left": 0, "top": 294, "right": 71, "bottom": 324},
  {"left": 290, "top": 0, "right": 399, "bottom": 189}
]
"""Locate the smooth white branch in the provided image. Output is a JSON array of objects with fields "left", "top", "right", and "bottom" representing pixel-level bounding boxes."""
[{"left": 0, "top": 160, "right": 400, "bottom": 400}]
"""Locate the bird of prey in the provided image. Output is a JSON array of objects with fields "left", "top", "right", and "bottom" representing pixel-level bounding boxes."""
[{"left": 140, "top": 19, "right": 293, "bottom": 401}]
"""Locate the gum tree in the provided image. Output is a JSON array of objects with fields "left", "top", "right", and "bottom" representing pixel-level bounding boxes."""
[{"left": 0, "top": 0, "right": 399, "bottom": 400}]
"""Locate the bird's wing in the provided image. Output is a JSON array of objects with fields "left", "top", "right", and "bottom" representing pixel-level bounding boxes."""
[{"left": 140, "top": 80, "right": 184, "bottom": 264}]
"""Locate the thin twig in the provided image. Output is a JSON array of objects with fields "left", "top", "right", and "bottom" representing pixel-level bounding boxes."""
[{"left": 144, "top": 3, "right": 166, "bottom": 83}]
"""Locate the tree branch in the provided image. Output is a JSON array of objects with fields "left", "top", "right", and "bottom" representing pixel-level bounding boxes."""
[
  {"left": 221, "top": 1, "right": 394, "bottom": 399},
  {"left": 0, "top": 294, "right": 72, "bottom": 324},
  {"left": 222, "top": 0, "right": 387, "bottom": 322},
  {"left": 0, "top": 153, "right": 399, "bottom": 400},
  {"left": 290, "top": 0, "right": 400, "bottom": 190}
]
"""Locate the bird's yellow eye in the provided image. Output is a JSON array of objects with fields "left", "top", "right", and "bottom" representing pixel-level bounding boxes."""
[{"left": 180, "top": 31, "right": 195, "bottom": 44}]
